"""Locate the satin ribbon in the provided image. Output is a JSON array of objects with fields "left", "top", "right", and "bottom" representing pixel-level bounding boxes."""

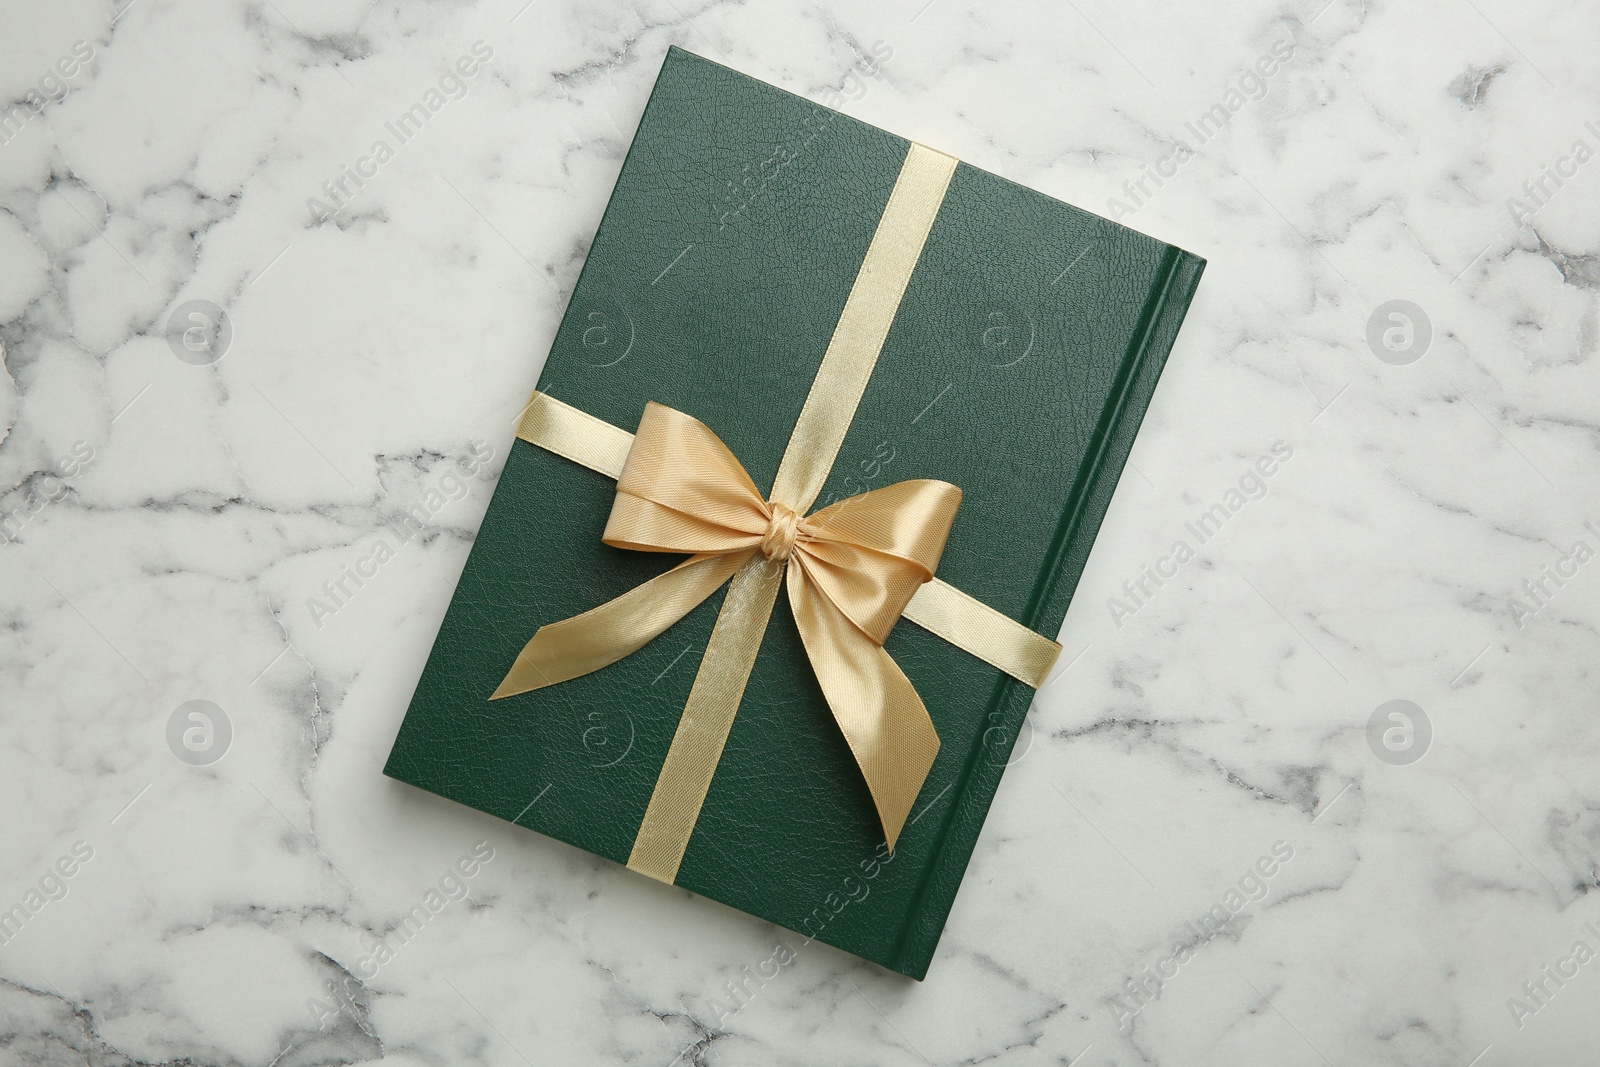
[{"left": 492, "top": 142, "right": 1062, "bottom": 883}]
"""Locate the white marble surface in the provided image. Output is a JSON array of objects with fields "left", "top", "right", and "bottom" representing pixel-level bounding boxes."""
[{"left": 2, "top": 0, "right": 1598, "bottom": 1063}]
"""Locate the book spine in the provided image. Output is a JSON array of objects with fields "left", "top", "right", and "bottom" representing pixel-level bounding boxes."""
[{"left": 890, "top": 245, "right": 1207, "bottom": 978}]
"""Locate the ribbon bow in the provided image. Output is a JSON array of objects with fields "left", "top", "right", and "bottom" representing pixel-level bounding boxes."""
[{"left": 492, "top": 401, "right": 961, "bottom": 848}]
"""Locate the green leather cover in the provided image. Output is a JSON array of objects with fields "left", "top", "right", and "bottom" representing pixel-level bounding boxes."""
[{"left": 384, "top": 46, "right": 1204, "bottom": 980}]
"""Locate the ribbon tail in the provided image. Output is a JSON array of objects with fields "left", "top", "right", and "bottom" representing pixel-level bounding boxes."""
[
  {"left": 491, "top": 552, "right": 747, "bottom": 699},
  {"left": 787, "top": 564, "right": 940, "bottom": 852}
]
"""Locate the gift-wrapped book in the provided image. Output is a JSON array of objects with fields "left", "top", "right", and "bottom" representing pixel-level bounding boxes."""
[{"left": 384, "top": 46, "right": 1205, "bottom": 979}]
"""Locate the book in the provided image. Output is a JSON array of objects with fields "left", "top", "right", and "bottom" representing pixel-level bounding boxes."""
[{"left": 384, "top": 45, "right": 1205, "bottom": 979}]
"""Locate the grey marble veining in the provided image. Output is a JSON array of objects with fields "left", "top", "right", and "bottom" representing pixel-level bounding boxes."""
[{"left": 1, "top": 0, "right": 1598, "bottom": 1064}]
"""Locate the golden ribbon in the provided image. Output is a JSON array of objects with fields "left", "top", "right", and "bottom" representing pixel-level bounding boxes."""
[{"left": 491, "top": 143, "right": 1063, "bottom": 883}]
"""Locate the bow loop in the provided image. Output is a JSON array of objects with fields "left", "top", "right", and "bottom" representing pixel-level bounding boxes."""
[
  {"left": 602, "top": 403, "right": 770, "bottom": 554},
  {"left": 795, "top": 479, "right": 961, "bottom": 643}
]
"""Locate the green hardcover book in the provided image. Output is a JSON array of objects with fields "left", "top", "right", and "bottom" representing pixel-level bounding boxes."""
[{"left": 384, "top": 46, "right": 1204, "bottom": 979}]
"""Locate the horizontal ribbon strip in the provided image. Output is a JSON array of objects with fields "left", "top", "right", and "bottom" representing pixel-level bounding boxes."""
[
  {"left": 515, "top": 388, "right": 632, "bottom": 478},
  {"left": 513, "top": 390, "right": 1062, "bottom": 689}
]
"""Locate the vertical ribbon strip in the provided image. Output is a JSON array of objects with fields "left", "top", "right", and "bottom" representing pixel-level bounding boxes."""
[{"left": 625, "top": 143, "right": 958, "bottom": 881}]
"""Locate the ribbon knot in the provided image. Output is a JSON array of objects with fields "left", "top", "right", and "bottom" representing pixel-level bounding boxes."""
[
  {"left": 492, "top": 401, "right": 962, "bottom": 849},
  {"left": 761, "top": 503, "right": 800, "bottom": 561}
]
